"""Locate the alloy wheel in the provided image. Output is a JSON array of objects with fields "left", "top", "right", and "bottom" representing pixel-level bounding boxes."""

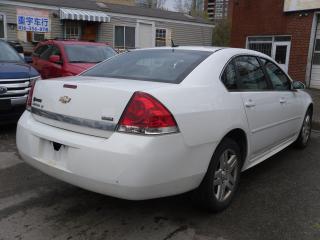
[
  {"left": 213, "top": 149, "right": 239, "bottom": 202},
  {"left": 302, "top": 114, "right": 311, "bottom": 144}
]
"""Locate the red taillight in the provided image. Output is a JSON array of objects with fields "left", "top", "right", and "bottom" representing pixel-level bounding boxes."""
[
  {"left": 26, "top": 81, "right": 36, "bottom": 110},
  {"left": 118, "top": 92, "right": 179, "bottom": 135}
]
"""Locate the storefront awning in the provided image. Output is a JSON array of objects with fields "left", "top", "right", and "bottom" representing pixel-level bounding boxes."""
[{"left": 60, "top": 8, "right": 110, "bottom": 22}]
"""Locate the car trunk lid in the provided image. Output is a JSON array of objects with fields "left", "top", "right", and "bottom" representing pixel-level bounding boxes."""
[{"left": 31, "top": 76, "right": 172, "bottom": 138}]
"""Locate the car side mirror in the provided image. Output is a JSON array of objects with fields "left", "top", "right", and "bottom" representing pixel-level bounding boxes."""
[
  {"left": 49, "top": 55, "right": 62, "bottom": 64},
  {"left": 24, "top": 56, "right": 33, "bottom": 64},
  {"left": 291, "top": 81, "right": 306, "bottom": 90}
]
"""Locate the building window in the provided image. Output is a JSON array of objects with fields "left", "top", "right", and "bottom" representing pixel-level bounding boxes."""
[
  {"left": 313, "top": 39, "right": 320, "bottom": 65},
  {"left": 249, "top": 42, "right": 272, "bottom": 57},
  {"left": 156, "top": 29, "right": 166, "bottom": 47},
  {"left": 247, "top": 36, "right": 291, "bottom": 57},
  {"left": 114, "top": 26, "right": 135, "bottom": 50},
  {"left": 64, "top": 21, "right": 81, "bottom": 39},
  {"left": 0, "top": 13, "right": 7, "bottom": 39},
  {"left": 32, "top": 32, "right": 45, "bottom": 42},
  {"left": 247, "top": 36, "right": 273, "bottom": 56}
]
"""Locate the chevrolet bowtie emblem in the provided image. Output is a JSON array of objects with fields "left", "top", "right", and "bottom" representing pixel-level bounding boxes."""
[
  {"left": 0, "top": 86, "right": 7, "bottom": 94},
  {"left": 59, "top": 96, "right": 71, "bottom": 104}
]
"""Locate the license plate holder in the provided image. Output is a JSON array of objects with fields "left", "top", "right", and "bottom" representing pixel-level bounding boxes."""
[{"left": 0, "top": 99, "right": 11, "bottom": 111}]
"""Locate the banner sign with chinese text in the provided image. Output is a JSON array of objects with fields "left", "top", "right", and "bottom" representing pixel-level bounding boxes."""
[
  {"left": 284, "top": 0, "right": 320, "bottom": 12},
  {"left": 16, "top": 8, "right": 50, "bottom": 32}
]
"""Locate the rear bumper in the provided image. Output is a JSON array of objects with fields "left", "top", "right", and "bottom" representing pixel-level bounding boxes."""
[{"left": 17, "top": 111, "right": 215, "bottom": 200}]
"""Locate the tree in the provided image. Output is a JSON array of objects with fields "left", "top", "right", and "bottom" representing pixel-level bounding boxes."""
[
  {"left": 174, "top": 0, "right": 192, "bottom": 13},
  {"left": 174, "top": 0, "right": 208, "bottom": 18},
  {"left": 156, "top": 0, "right": 167, "bottom": 8},
  {"left": 138, "top": 0, "right": 167, "bottom": 9},
  {"left": 212, "top": 19, "right": 231, "bottom": 47}
]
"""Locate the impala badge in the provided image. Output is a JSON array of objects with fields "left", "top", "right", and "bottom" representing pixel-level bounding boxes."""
[{"left": 59, "top": 96, "right": 71, "bottom": 104}]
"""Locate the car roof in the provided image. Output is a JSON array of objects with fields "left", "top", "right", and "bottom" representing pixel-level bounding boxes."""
[
  {"left": 137, "top": 46, "right": 223, "bottom": 52},
  {"left": 133, "top": 46, "right": 273, "bottom": 60},
  {"left": 40, "top": 40, "right": 109, "bottom": 46}
]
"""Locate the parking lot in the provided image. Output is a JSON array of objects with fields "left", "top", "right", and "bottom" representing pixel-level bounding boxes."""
[{"left": 0, "top": 125, "right": 319, "bottom": 240}]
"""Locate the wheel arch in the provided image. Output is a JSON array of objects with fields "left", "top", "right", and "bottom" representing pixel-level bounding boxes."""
[
  {"left": 223, "top": 128, "right": 248, "bottom": 167},
  {"left": 205, "top": 128, "right": 249, "bottom": 172},
  {"left": 308, "top": 103, "right": 313, "bottom": 116}
]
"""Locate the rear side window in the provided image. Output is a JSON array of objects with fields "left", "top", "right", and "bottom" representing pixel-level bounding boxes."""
[
  {"left": 33, "top": 45, "right": 49, "bottom": 57},
  {"left": 40, "top": 45, "right": 53, "bottom": 60},
  {"left": 234, "top": 56, "right": 269, "bottom": 90},
  {"left": 221, "top": 61, "right": 237, "bottom": 90},
  {"left": 260, "top": 58, "right": 291, "bottom": 91},
  {"left": 82, "top": 49, "right": 212, "bottom": 84},
  {"left": 50, "top": 45, "right": 61, "bottom": 56}
]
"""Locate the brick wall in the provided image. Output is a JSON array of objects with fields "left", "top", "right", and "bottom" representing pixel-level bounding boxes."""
[{"left": 230, "top": 0, "right": 315, "bottom": 82}]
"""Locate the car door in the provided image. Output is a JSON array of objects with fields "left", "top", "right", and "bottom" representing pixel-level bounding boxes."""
[
  {"left": 234, "top": 56, "right": 286, "bottom": 159},
  {"left": 260, "top": 58, "right": 304, "bottom": 139}
]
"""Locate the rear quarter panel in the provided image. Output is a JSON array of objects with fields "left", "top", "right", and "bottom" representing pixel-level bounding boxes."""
[{"left": 148, "top": 50, "right": 250, "bottom": 149}]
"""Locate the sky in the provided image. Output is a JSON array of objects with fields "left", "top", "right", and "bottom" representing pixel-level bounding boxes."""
[
  {"left": 164, "top": 0, "right": 178, "bottom": 11},
  {"left": 164, "top": 1, "right": 175, "bottom": 10}
]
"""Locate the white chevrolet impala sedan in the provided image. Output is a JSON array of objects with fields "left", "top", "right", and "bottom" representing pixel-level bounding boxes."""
[{"left": 17, "top": 47, "right": 313, "bottom": 212}]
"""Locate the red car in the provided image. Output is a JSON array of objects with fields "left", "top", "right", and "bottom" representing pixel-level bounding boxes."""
[{"left": 32, "top": 40, "right": 116, "bottom": 79}]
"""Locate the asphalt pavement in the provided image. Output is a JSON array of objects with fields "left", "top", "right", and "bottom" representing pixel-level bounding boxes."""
[{"left": 0, "top": 125, "right": 320, "bottom": 240}]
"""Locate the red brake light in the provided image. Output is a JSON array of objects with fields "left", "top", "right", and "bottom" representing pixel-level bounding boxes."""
[
  {"left": 26, "top": 81, "right": 36, "bottom": 110},
  {"left": 118, "top": 92, "right": 179, "bottom": 135}
]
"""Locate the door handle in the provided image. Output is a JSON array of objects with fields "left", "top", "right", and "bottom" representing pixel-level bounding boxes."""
[
  {"left": 245, "top": 99, "right": 256, "bottom": 108},
  {"left": 280, "top": 98, "right": 287, "bottom": 104}
]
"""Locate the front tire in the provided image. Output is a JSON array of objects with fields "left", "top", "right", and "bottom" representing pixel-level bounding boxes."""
[
  {"left": 194, "top": 138, "right": 241, "bottom": 212},
  {"left": 294, "top": 110, "right": 312, "bottom": 149}
]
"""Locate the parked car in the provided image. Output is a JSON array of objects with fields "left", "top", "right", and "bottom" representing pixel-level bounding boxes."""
[
  {"left": 0, "top": 40, "right": 40, "bottom": 123},
  {"left": 32, "top": 40, "right": 117, "bottom": 79},
  {"left": 6, "top": 41, "right": 24, "bottom": 58},
  {"left": 6, "top": 41, "right": 33, "bottom": 64},
  {"left": 17, "top": 47, "right": 312, "bottom": 212}
]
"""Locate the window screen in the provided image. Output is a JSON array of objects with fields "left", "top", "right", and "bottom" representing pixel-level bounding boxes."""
[{"left": 248, "top": 43, "right": 272, "bottom": 57}]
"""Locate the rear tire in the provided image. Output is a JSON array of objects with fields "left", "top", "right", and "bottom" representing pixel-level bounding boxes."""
[
  {"left": 294, "top": 110, "right": 312, "bottom": 149},
  {"left": 193, "top": 138, "right": 241, "bottom": 212}
]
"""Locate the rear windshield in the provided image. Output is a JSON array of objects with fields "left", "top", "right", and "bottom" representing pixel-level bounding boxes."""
[
  {"left": 65, "top": 45, "right": 116, "bottom": 63},
  {"left": 82, "top": 49, "right": 212, "bottom": 83}
]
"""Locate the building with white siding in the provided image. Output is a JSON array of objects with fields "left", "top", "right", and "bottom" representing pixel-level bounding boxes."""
[{"left": 0, "top": 0, "right": 214, "bottom": 53}]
